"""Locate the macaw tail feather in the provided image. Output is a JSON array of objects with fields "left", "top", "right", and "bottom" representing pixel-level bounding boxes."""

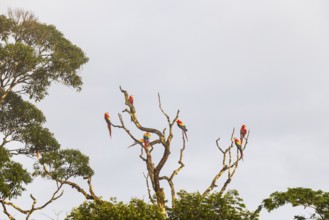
[
  {"left": 107, "top": 124, "right": 112, "bottom": 138},
  {"left": 182, "top": 130, "right": 188, "bottom": 141},
  {"left": 240, "top": 134, "right": 246, "bottom": 145},
  {"left": 128, "top": 142, "right": 138, "bottom": 148},
  {"left": 238, "top": 147, "right": 244, "bottom": 161}
]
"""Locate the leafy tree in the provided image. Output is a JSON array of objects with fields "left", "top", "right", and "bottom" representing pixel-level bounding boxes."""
[
  {"left": 261, "top": 187, "right": 329, "bottom": 220},
  {"left": 66, "top": 190, "right": 257, "bottom": 220},
  {"left": 168, "top": 190, "right": 257, "bottom": 220},
  {"left": 0, "top": 9, "right": 88, "bottom": 103},
  {"left": 66, "top": 198, "right": 165, "bottom": 220},
  {"left": 0, "top": 9, "right": 92, "bottom": 219}
]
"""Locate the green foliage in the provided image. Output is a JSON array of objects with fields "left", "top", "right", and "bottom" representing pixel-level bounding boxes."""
[
  {"left": 262, "top": 187, "right": 329, "bottom": 220},
  {"left": 0, "top": 91, "right": 60, "bottom": 154},
  {"left": 66, "top": 190, "right": 257, "bottom": 220},
  {"left": 0, "top": 15, "right": 12, "bottom": 41},
  {"left": 65, "top": 198, "right": 165, "bottom": 220},
  {"left": 34, "top": 149, "right": 94, "bottom": 180},
  {"left": 0, "top": 9, "right": 89, "bottom": 101},
  {"left": 0, "top": 91, "right": 56, "bottom": 199},
  {"left": 168, "top": 190, "right": 257, "bottom": 220},
  {"left": 0, "top": 147, "right": 32, "bottom": 199}
]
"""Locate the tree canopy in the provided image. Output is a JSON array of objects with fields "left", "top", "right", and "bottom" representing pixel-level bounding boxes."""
[
  {"left": 262, "top": 187, "right": 329, "bottom": 220},
  {"left": 0, "top": 9, "right": 88, "bottom": 103},
  {"left": 0, "top": 9, "right": 92, "bottom": 219}
]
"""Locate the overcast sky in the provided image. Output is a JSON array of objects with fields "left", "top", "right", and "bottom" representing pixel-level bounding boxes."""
[{"left": 1, "top": 1, "right": 329, "bottom": 219}]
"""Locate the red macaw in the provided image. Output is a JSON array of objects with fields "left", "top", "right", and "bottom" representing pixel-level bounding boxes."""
[
  {"left": 128, "top": 95, "right": 134, "bottom": 105},
  {"left": 128, "top": 95, "right": 135, "bottom": 121},
  {"left": 234, "top": 137, "right": 243, "bottom": 160},
  {"left": 176, "top": 119, "right": 188, "bottom": 141},
  {"left": 104, "top": 112, "right": 112, "bottom": 138},
  {"left": 128, "top": 139, "right": 145, "bottom": 148},
  {"left": 240, "top": 124, "right": 247, "bottom": 144},
  {"left": 143, "top": 132, "right": 151, "bottom": 146}
]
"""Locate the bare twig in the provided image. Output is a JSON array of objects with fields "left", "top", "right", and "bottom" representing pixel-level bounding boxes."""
[
  {"left": 143, "top": 173, "right": 155, "bottom": 204},
  {"left": 216, "top": 137, "right": 225, "bottom": 154},
  {"left": 170, "top": 135, "right": 186, "bottom": 181}
]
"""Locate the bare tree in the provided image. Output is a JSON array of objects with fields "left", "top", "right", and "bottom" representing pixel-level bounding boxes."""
[{"left": 110, "top": 87, "right": 250, "bottom": 217}]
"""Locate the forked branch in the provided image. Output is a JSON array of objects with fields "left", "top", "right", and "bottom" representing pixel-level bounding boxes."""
[
  {"left": 202, "top": 128, "right": 250, "bottom": 197},
  {"left": 0, "top": 181, "right": 64, "bottom": 220}
]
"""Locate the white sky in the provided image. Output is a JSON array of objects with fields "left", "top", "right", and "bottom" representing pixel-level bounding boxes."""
[{"left": 1, "top": 1, "right": 329, "bottom": 219}]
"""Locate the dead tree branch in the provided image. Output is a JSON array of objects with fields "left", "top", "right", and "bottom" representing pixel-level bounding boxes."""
[
  {"left": 216, "top": 138, "right": 225, "bottom": 154},
  {"left": 42, "top": 165, "right": 99, "bottom": 201},
  {"left": 203, "top": 128, "right": 250, "bottom": 197},
  {"left": 160, "top": 132, "right": 186, "bottom": 204},
  {"left": 143, "top": 173, "right": 155, "bottom": 205},
  {"left": 0, "top": 181, "right": 64, "bottom": 220},
  {"left": 1, "top": 202, "right": 15, "bottom": 220}
]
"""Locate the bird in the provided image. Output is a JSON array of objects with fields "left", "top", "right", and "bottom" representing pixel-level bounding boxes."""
[
  {"left": 234, "top": 137, "right": 243, "bottom": 160},
  {"left": 240, "top": 124, "right": 247, "bottom": 144},
  {"left": 128, "top": 95, "right": 135, "bottom": 121},
  {"left": 176, "top": 119, "right": 188, "bottom": 141},
  {"left": 128, "top": 139, "right": 145, "bottom": 148},
  {"left": 128, "top": 95, "right": 134, "bottom": 105},
  {"left": 104, "top": 112, "right": 112, "bottom": 138},
  {"left": 143, "top": 132, "right": 151, "bottom": 146},
  {"left": 129, "top": 132, "right": 151, "bottom": 148}
]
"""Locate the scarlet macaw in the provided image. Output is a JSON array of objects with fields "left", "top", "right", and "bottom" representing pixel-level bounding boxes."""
[
  {"left": 104, "top": 112, "right": 112, "bottom": 138},
  {"left": 176, "top": 119, "right": 188, "bottom": 141},
  {"left": 128, "top": 95, "right": 134, "bottom": 105},
  {"left": 128, "top": 95, "right": 135, "bottom": 121},
  {"left": 234, "top": 137, "right": 243, "bottom": 160},
  {"left": 240, "top": 124, "right": 247, "bottom": 144},
  {"left": 143, "top": 132, "right": 151, "bottom": 146}
]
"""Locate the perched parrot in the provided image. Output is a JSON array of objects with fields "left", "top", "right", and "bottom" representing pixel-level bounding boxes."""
[
  {"left": 176, "top": 119, "right": 188, "bottom": 141},
  {"left": 104, "top": 112, "right": 112, "bottom": 138},
  {"left": 128, "top": 139, "right": 145, "bottom": 148},
  {"left": 240, "top": 124, "right": 247, "bottom": 144},
  {"left": 234, "top": 137, "right": 243, "bottom": 160},
  {"left": 128, "top": 95, "right": 135, "bottom": 121},
  {"left": 143, "top": 132, "right": 151, "bottom": 146},
  {"left": 128, "top": 95, "right": 134, "bottom": 105}
]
